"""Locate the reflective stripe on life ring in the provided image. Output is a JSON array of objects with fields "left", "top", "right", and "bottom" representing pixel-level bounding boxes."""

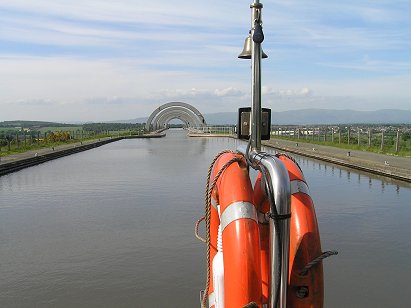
[
  {"left": 290, "top": 179, "right": 310, "bottom": 196},
  {"left": 220, "top": 201, "right": 257, "bottom": 232},
  {"left": 208, "top": 292, "right": 215, "bottom": 308}
]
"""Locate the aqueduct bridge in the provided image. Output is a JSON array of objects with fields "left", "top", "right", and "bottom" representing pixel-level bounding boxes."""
[{"left": 145, "top": 102, "right": 207, "bottom": 131}]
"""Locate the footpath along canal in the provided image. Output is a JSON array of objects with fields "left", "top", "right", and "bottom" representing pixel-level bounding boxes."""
[{"left": 263, "top": 138, "right": 411, "bottom": 182}]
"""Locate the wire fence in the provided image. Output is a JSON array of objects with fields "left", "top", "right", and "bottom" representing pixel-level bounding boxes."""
[
  {"left": 0, "top": 129, "right": 144, "bottom": 156},
  {"left": 271, "top": 126, "right": 411, "bottom": 155},
  {"left": 188, "top": 126, "right": 235, "bottom": 135},
  {"left": 2, "top": 125, "right": 410, "bottom": 157},
  {"left": 187, "top": 124, "right": 411, "bottom": 156}
]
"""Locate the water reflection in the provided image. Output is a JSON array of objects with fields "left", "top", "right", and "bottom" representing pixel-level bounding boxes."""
[
  {"left": 294, "top": 153, "right": 410, "bottom": 194},
  {"left": 0, "top": 131, "right": 410, "bottom": 308}
]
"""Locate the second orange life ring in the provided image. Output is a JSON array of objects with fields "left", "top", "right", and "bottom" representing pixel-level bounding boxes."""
[{"left": 207, "top": 152, "right": 262, "bottom": 308}]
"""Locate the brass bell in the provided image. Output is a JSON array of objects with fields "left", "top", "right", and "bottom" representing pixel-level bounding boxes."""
[{"left": 238, "top": 35, "right": 268, "bottom": 59}]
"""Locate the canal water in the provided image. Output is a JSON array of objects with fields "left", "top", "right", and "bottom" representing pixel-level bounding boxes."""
[{"left": 1, "top": 129, "right": 410, "bottom": 307}]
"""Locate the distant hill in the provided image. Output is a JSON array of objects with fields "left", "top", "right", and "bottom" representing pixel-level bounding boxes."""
[
  {"left": 0, "top": 120, "right": 78, "bottom": 128},
  {"left": 5, "top": 109, "right": 410, "bottom": 127},
  {"left": 202, "top": 109, "right": 411, "bottom": 125},
  {"left": 116, "top": 117, "right": 147, "bottom": 124}
]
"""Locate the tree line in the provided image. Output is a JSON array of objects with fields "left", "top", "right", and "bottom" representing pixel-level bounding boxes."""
[{"left": 82, "top": 123, "right": 145, "bottom": 132}]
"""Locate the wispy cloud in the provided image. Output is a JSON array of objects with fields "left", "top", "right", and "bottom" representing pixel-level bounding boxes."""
[
  {"left": 0, "top": 0, "right": 410, "bottom": 121},
  {"left": 319, "top": 59, "right": 411, "bottom": 73},
  {"left": 262, "top": 87, "right": 313, "bottom": 97}
]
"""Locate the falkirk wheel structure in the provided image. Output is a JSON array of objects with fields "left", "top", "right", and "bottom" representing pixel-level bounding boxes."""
[{"left": 145, "top": 102, "right": 207, "bottom": 131}]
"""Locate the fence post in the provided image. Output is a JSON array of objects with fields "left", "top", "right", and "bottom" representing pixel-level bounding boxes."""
[
  {"left": 368, "top": 129, "right": 371, "bottom": 147},
  {"left": 396, "top": 129, "right": 400, "bottom": 153},
  {"left": 380, "top": 130, "right": 384, "bottom": 150},
  {"left": 347, "top": 127, "right": 350, "bottom": 145},
  {"left": 331, "top": 127, "right": 334, "bottom": 143},
  {"left": 339, "top": 129, "right": 341, "bottom": 144},
  {"left": 357, "top": 128, "right": 360, "bottom": 146}
]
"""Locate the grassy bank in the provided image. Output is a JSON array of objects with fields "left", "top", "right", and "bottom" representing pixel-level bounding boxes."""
[
  {"left": 271, "top": 136, "right": 411, "bottom": 157},
  {"left": 0, "top": 131, "right": 142, "bottom": 158}
]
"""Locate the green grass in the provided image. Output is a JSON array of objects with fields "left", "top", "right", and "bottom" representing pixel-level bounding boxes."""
[
  {"left": 0, "top": 135, "right": 101, "bottom": 157},
  {"left": 0, "top": 126, "right": 82, "bottom": 135},
  {"left": 1, "top": 140, "right": 76, "bottom": 156},
  {"left": 38, "top": 126, "right": 82, "bottom": 133},
  {"left": 271, "top": 135, "right": 411, "bottom": 157},
  {"left": 0, "top": 130, "right": 145, "bottom": 157},
  {"left": 0, "top": 127, "right": 16, "bottom": 132}
]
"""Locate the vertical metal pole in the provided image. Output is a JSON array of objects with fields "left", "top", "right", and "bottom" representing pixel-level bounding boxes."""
[
  {"left": 249, "top": 2, "right": 288, "bottom": 307},
  {"left": 250, "top": 0, "right": 262, "bottom": 152},
  {"left": 358, "top": 128, "right": 360, "bottom": 146}
]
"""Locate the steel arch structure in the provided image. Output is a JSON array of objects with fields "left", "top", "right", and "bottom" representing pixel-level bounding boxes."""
[{"left": 145, "top": 102, "right": 206, "bottom": 131}]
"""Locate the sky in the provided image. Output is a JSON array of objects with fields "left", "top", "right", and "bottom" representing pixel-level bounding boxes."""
[{"left": 0, "top": 0, "right": 410, "bottom": 122}]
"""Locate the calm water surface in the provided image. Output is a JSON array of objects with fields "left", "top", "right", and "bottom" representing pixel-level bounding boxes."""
[{"left": 1, "top": 129, "right": 410, "bottom": 307}]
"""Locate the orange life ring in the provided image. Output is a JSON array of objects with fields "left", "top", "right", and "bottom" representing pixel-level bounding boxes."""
[
  {"left": 208, "top": 153, "right": 262, "bottom": 308},
  {"left": 278, "top": 154, "right": 324, "bottom": 307},
  {"left": 205, "top": 153, "right": 323, "bottom": 308},
  {"left": 253, "top": 154, "right": 324, "bottom": 308}
]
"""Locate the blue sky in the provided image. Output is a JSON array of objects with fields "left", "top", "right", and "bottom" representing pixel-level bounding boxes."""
[{"left": 1, "top": 0, "right": 410, "bottom": 122}]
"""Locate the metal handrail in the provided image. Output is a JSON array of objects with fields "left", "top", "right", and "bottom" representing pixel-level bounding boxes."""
[{"left": 249, "top": 150, "right": 290, "bottom": 308}]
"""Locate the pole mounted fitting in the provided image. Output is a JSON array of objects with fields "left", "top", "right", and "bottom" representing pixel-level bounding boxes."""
[
  {"left": 250, "top": 3, "right": 263, "bottom": 9},
  {"left": 253, "top": 23, "right": 264, "bottom": 43}
]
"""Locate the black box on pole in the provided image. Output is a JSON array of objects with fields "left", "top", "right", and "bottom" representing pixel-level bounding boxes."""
[{"left": 237, "top": 107, "right": 271, "bottom": 140}]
